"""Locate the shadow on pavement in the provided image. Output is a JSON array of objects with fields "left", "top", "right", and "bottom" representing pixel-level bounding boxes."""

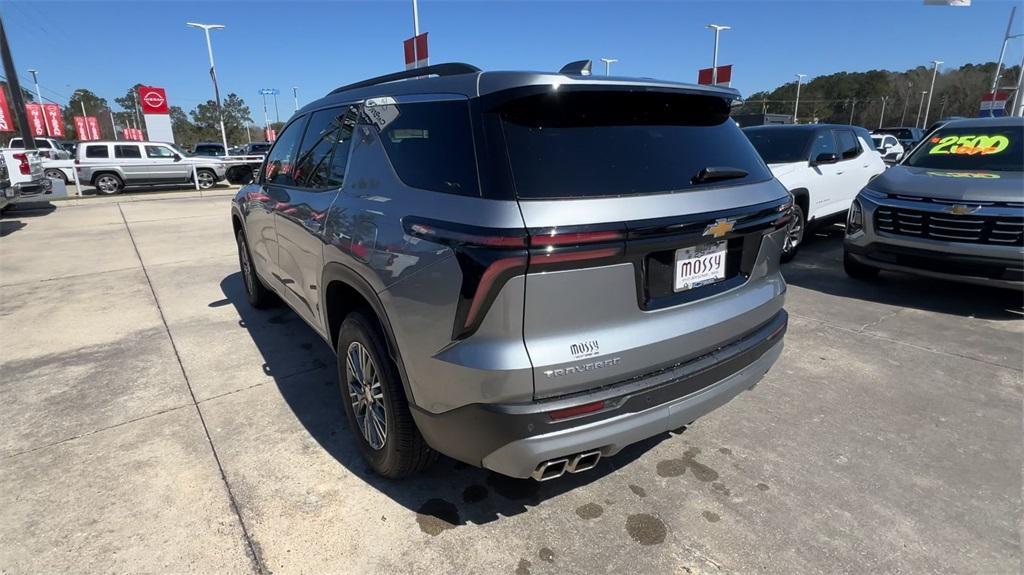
[
  {"left": 786, "top": 224, "right": 1022, "bottom": 321},
  {"left": 1, "top": 205, "right": 56, "bottom": 236},
  {"left": 219, "top": 272, "right": 668, "bottom": 530}
]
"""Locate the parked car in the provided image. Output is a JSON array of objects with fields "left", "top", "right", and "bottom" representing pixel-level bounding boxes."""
[
  {"left": 844, "top": 117, "right": 1023, "bottom": 290},
  {"left": 0, "top": 153, "right": 13, "bottom": 212},
  {"left": 1, "top": 148, "right": 48, "bottom": 202},
  {"left": 192, "top": 142, "right": 228, "bottom": 157},
  {"left": 231, "top": 61, "right": 791, "bottom": 481},
  {"left": 6, "top": 137, "right": 71, "bottom": 160},
  {"left": 241, "top": 142, "right": 272, "bottom": 156},
  {"left": 874, "top": 127, "right": 925, "bottom": 152},
  {"left": 743, "top": 124, "right": 886, "bottom": 260},
  {"left": 75, "top": 141, "right": 227, "bottom": 194},
  {"left": 871, "top": 133, "right": 905, "bottom": 163}
]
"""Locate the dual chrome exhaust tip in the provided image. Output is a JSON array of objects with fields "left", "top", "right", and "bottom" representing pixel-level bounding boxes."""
[{"left": 531, "top": 450, "right": 602, "bottom": 481}]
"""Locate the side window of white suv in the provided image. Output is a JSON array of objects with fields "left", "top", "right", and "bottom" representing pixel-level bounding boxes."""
[{"left": 834, "top": 130, "right": 861, "bottom": 160}]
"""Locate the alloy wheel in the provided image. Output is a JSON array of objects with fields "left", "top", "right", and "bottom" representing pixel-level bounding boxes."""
[{"left": 346, "top": 342, "right": 387, "bottom": 450}]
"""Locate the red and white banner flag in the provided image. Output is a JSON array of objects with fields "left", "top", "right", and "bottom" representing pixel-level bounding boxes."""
[
  {"left": 698, "top": 65, "right": 733, "bottom": 86},
  {"left": 265, "top": 128, "right": 277, "bottom": 142},
  {"left": 123, "top": 128, "right": 133, "bottom": 140},
  {"left": 43, "top": 103, "right": 64, "bottom": 138},
  {"left": 74, "top": 116, "right": 89, "bottom": 140},
  {"left": 86, "top": 116, "right": 101, "bottom": 140},
  {"left": 25, "top": 103, "right": 47, "bottom": 136},
  {"left": 403, "top": 32, "right": 429, "bottom": 70},
  {"left": 0, "top": 88, "right": 13, "bottom": 132}
]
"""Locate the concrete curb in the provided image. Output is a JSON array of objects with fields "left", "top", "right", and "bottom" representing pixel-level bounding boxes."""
[{"left": 8, "top": 186, "right": 240, "bottom": 212}]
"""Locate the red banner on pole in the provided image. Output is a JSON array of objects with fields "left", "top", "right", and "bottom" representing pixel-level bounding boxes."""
[
  {"left": 697, "top": 64, "right": 733, "bottom": 86},
  {"left": 43, "top": 104, "right": 64, "bottom": 138},
  {"left": 403, "top": 32, "right": 429, "bottom": 70},
  {"left": 86, "top": 116, "right": 101, "bottom": 140},
  {"left": 25, "top": 103, "right": 47, "bottom": 136},
  {"left": 265, "top": 128, "right": 277, "bottom": 142},
  {"left": 0, "top": 88, "right": 13, "bottom": 132},
  {"left": 134, "top": 128, "right": 145, "bottom": 141},
  {"left": 74, "top": 116, "right": 89, "bottom": 140}
]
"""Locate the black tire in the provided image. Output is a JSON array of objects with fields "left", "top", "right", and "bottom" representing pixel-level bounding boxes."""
[
  {"left": 235, "top": 230, "right": 277, "bottom": 308},
  {"left": 44, "top": 168, "right": 67, "bottom": 183},
  {"left": 781, "top": 203, "right": 805, "bottom": 263},
  {"left": 337, "top": 312, "right": 436, "bottom": 478},
  {"left": 843, "top": 251, "right": 880, "bottom": 280},
  {"left": 93, "top": 173, "right": 123, "bottom": 195}
]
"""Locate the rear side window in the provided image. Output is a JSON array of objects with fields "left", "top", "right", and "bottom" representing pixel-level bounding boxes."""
[
  {"left": 85, "top": 145, "right": 109, "bottom": 158},
  {"left": 374, "top": 99, "right": 479, "bottom": 196},
  {"left": 834, "top": 130, "right": 860, "bottom": 159},
  {"left": 293, "top": 106, "right": 357, "bottom": 189},
  {"left": 498, "top": 90, "right": 770, "bottom": 199},
  {"left": 115, "top": 145, "right": 142, "bottom": 159},
  {"left": 263, "top": 115, "right": 309, "bottom": 186}
]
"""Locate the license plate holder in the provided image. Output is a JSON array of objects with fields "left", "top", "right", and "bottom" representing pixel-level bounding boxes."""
[{"left": 674, "top": 241, "right": 728, "bottom": 292}]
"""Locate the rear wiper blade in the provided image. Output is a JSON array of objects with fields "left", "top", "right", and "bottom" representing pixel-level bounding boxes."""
[{"left": 691, "top": 166, "right": 749, "bottom": 184}]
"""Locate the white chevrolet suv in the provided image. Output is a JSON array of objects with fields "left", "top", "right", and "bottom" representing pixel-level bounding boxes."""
[{"left": 744, "top": 124, "right": 885, "bottom": 260}]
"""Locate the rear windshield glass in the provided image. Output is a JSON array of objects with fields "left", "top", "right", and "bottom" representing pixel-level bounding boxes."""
[
  {"left": 903, "top": 126, "right": 1023, "bottom": 172},
  {"left": 744, "top": 127, "right": 813, "bottom": 164},
  {"left": 194, "top": 145, "right": 225, "bottom": 156},
  {"left": 498, "top": 90, "right": 770, "bottom": 199}
]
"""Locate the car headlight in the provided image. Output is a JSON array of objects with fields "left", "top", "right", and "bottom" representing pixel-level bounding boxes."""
[{"left": 847, "top": 199, "right": 864, "bottom": 234}]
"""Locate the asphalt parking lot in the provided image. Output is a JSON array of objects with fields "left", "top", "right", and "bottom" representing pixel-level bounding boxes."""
[{"left": 1, "top": 194, "right": 1021, "bottom": 574}]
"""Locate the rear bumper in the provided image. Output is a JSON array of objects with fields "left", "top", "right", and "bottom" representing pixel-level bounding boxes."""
[{"left": 411, "top": 309, "right": 787, "bottom": 478}]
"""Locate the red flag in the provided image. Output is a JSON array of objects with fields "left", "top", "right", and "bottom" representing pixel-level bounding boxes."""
[
  {"left": 0, "top": 88, "right": 12, "bottom": 132},
  {"left": 74, "top": 116, "right": 89, "bottom": 139},
  {"left": 86, "top": 116, "right": 101, "bottom": 140},
  {"left": 697, "top": 65, "right": 732, "bottom": 86},
  {"left": 123, "top": 128, "right": 132, "bottom": 140},
  {"left": 25, "top": 104, "right": 47, "bottom": 136},
  {"left": 403, "top": 32, "right": 429, "bottom": 70},
  {"left": 265, "top": 128, "right": 276, "bottom": 142},
  {"left": 43, "top": 104, "right": 64, "bottom": 138},
  {"left": 134, "top": 128, "right": 144, "bottom": 141}
]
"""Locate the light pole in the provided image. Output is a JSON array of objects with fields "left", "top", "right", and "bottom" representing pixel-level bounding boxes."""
[
  {"left": 292, "top": 86, "right": 299, "bottom": 111},
  {"left": 1015, "top": 51, "right": 1024, "bottom": 116},
  {"left": 26, "top": 68, "right": 50, "bottom": 136},
  {"left": 848, "top": 99, "right": 857, "bottom": 125},
  {"left": 878, "top": 96, "right": 889, "bottom": 129},
  {"left": 600, "top": 58, "right": 618, "bottom": 76},
  {"left": 705, "top": 24, "right": 730, "bottom": 85},
  {"left": 187, "top": 22, "right": 229, "bottom": 152},
  {"left": 899, "top": 82, "right": 912, "bottom": 126},
  {"left": 988, "top": 7, "right": 1017, "bottom": 117},
  {"left": 793, "top": 74, "right": 806, "bottom": 124},
  {"left": 411, "top": 0, "right": 421, "bottom": 69},
  {"left": 922, "top": 59, "right": 942, "bottom": 128},
  {"left": 915, "top": 91, "right": 928, "bottom": 128},
  {"left": 273, "top": 91, "right": 280, "bottom": 124}
]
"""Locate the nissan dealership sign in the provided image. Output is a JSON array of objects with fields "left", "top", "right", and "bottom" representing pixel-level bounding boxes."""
[{"left": 139, "top": 85, "right": 173, "bottom": 143}]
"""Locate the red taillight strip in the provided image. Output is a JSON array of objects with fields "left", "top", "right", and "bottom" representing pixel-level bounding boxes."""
[
  {"left": 407, "top": 222, "right": 526, "bottom": 248},
  {"left": 530, "top": 246, "right": 623, "bottom": 266},
  {"left": 548, "top": 400, "right": 605, "bottom": 421},
  {"left": 529, "top": 229, "right": 624, "bottom": 247},
  {"left": 463, "top": 255, "right": 528, "bottom": 329}
]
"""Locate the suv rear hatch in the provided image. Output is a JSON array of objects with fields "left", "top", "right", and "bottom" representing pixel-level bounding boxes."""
[{"left": 486, "top": 87, "right": 790, "bottom": 398}]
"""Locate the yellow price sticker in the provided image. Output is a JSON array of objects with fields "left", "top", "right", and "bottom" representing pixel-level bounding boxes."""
[{"left": 928, "top": 134, "right": 1010, "bottom": 156}]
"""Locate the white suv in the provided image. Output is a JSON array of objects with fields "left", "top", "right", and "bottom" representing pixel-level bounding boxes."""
[
  {"left": 7, "top": 137, "right": 71, "bottom": 160},
  {"left": 75, "top": 141, "right": 227, "bottom": 194},
  {"left": 744, "top": 124, "right": 885, "bottom": 260}
]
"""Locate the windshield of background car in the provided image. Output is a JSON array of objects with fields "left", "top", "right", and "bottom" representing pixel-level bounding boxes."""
[
  {"left": 743, "top": 127, "right": 813, "bottom": 164},
  {"left": 903, "top": 125, "right": 1023, "bottom": 172},
  {"left": 193, "top": 145, "right": 225, "bottom": 156},
  {"left": 871, "top": 136, "right": 885, "bottom": 150},
  {"left": 498, "top": 90, "right": 770, "bottom": 199}
]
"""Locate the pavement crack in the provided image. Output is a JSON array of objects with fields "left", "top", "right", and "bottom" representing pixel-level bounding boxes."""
[
  {"left": 858, "top": 308, "right": 904, "bottom": 333},
  {"left": 790, "top": 312, "right": 1023, "bottom": 373},
  {"left": 118, "top": 204, "right": 266, "bottom": 575}
]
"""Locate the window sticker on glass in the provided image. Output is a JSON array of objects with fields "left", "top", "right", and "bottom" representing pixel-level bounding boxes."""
[
  {"left": 927, "top": 134, "right": 1009, "bottom": 156},
  {"left": 364, "top": 97, "right": 400, "bottom": 130}
]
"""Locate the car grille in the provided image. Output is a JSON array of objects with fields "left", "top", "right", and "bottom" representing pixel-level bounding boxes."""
[{"left": 875, "top": 206, "right": 1024, "bottom": 246}]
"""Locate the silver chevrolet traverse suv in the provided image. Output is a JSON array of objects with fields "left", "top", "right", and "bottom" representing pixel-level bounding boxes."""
[{"left": 231, "top": 61, "right": 791, "bottom": 480}]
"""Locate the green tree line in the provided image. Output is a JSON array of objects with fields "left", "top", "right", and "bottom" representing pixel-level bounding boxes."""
[{"left": 737, "top": 61, "right": 1022, "bottom": 127}]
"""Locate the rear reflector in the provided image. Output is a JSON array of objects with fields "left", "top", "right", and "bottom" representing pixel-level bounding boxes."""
[{"left": 548, "top": 400, "right": 605, "bottom": 421}]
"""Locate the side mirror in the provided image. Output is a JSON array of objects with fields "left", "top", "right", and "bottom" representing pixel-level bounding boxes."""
[
  {"left": 812, "top": 152, "right": 839, "bottom": 166},
  {"left": 173, "top": 154, "right": 182, "bottom": 161}
]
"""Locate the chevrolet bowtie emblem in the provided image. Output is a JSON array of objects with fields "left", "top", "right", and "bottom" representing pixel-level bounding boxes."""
[
  {"left": 703, "top": 219, "right": 736, "bottom": 239},
  {"left": 945, "top": 204, "right": 980, "bottom": 216}
]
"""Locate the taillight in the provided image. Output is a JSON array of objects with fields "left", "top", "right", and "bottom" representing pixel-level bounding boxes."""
[
  {"left": 404, "top": 219, "right": 625, "bottom": 340},
  {"left": 13, "top": 153, "right": 29, "bottom": 175},
  {"left": 548, "top": 400, "right": 606, "bottom": 421}
]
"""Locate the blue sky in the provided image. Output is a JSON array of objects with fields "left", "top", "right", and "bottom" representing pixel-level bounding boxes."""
[{"left": 5, "top": 0, "right": 1023, "bottom": 117}]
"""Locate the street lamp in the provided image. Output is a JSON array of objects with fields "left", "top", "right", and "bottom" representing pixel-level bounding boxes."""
[
  {"left": 705, "top": 24, "right": 730, "bottom": 85},
  {"left": 922, "top": 59, "right": 942, "bottom": 128},
  {"left": 292, "top": 86, "right": 299, "bottom": 112},
  {"left": 793, "top": 74, "right": 806, "bottom": 124},
  {"left": 186, "top": 22, "right": 229, "bottom": 153},
  {"left": 26, "top": 68, "right": 49, "bottom": 136},
  {"left": 915, "top": 90, "right": 928, "bottom": 128},
  {"left": 878, "top": 96, "right": 889, "bottom": 129},
  {"left": 600, "top": 58, "right": 618, "bottom": 76}
]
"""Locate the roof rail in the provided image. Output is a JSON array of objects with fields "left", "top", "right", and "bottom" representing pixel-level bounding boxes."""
[{"left": 328, "top": 62, "right": 482, "bottom": 96}]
